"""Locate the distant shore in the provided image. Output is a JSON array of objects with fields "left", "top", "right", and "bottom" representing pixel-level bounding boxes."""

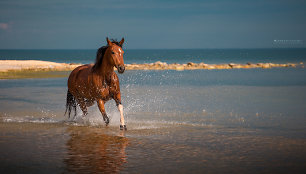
[{"left": 0, "top": 60, "right": 304, "bottom": 79}]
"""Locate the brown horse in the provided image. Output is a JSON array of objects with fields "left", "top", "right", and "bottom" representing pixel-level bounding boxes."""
[{"left": 65, "top": 37, "right": 127, "bottom": 130}]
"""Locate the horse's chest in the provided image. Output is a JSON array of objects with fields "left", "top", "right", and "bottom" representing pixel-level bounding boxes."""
[
  {"left": 100, "top": 86, "right": 110, "bottom": 98},
  {"left": 91, "top": 77, "right": 114, "bottom": 100},
  {"left": 95, "top": 83, "right": 112, "bottom": 100}
]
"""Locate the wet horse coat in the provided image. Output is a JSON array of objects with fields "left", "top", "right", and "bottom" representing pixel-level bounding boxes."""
[{"left": 65, "top": 38, "right": 127, "bottom": 130}]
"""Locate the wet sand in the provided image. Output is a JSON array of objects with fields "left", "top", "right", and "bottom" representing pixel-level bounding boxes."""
[
  {"left": 1, "top": 122, "right": 306, "bottom": 174},
  {"left": 0, "top": 60, "right": 303, "bottom": 79}
]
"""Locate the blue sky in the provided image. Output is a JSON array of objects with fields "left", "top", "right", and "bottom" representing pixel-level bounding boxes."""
[{"left": 0, "top": 0, "right": 305, "bottom": 49}]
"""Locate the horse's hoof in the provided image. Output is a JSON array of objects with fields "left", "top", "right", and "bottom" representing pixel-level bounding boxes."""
[
  {"left": 104, "top": 117, "right": 110, "bottom": 125},
  {"left": 120, "top": 125, "right": 127, "bottom": 131}
]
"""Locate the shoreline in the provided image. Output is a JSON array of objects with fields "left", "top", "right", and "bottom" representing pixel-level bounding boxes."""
[
  {"left": 0, "top": 60, "right": 80, "bottom": 72},
  {"left": 0, "top": 60, "right": 304, "bottom": 79}
]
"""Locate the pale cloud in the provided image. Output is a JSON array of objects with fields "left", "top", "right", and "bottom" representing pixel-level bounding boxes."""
[{"left": 0, "top": 23, "right": 9, "bottom": 30}]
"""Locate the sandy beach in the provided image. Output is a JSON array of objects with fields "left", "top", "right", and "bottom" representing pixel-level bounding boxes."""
[
  {"left": 0, "top": 60, "right": 303, "bottom": 79},
  {"left": 0, "top": 60, "right": 303, "bottom": 72},
  {"left": 0, "top": 60, "right": 81, "bottom": 72},
  {"left": 0, "top": 60, "right": 80, "bottom": 79}
]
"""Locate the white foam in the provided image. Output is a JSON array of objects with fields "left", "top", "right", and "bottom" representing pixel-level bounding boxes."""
[{"left": 2, "top": 115, "right": 59, "bottom": 124}]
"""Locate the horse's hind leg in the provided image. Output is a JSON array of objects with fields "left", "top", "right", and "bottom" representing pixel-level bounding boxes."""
[
  {"left": 85, "top": 100, "right": 94, "bottom": 107},
  {"left": 97, "top": 99, "right": 109, "bottom": 125},
  {"left": 76, "top": 97, "right": 88, "bottom": 116}
]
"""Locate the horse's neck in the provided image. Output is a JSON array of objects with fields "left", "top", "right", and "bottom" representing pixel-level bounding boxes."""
[{"left": 96, "top": 56, "right": 114, "bottom": 81}]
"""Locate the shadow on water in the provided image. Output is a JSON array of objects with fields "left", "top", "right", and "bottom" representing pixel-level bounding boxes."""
[
  {"left": 63, "top": 126, "right": 128, "bottom": 173},
  {"left": 0, "top": 122, "right": 129, "bottom": 174}
]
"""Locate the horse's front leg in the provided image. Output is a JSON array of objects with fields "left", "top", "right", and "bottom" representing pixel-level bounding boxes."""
[
  {"left": 97, "top": 99, "right": 109, "bottom": 125},
  {"left": 114, "top": 93, "right": 127, "bottom": 130}
]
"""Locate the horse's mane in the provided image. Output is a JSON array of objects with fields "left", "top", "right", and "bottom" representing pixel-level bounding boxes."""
[{"left": 92, "top": 39, "right": 122, "bottom": 72}]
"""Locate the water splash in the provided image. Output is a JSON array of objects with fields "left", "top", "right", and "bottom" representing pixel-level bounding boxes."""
[{"left": 1, "top": 114, "right": 59, "bottom": 124}]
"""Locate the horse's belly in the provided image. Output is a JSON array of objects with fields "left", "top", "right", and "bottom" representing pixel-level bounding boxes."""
[{"left": 80, "top": 86, "right": 110, "bottom": 101}]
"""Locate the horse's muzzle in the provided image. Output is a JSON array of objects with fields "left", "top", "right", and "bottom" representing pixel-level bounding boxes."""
[{"left": 117, "top": 65, "right": 125, "bottom": 74}]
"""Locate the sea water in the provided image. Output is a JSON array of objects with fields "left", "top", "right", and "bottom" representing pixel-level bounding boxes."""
[
  {"left": 1, "top": 48, "right": 306, "bottom": 64},
  {"left": 1, "top": 49, "right": 306, "bottom": 173}
]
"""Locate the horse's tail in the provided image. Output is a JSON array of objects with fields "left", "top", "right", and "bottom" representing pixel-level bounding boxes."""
[{"left": 65, "top": 90, "right": 77, "bottom": 118}]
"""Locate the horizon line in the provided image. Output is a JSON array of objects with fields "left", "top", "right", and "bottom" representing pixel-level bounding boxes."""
[{"left": 0, "top": 47, "right": 305, "bottom": 50}]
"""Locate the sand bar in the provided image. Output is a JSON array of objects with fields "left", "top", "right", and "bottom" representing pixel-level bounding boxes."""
[
  {"left": 0, "top": 60, "right": 303, "bottom": 73},
  {"left": 0, "top": 60, "right": 303, "bottom": 79},
  {"left": 0, "top": 60, "right": 80, "bottom": 72}
]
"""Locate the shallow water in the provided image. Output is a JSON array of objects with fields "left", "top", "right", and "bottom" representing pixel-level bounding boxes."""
[{"left": 1, "top": 69, "right": 306, "bottom": 173}]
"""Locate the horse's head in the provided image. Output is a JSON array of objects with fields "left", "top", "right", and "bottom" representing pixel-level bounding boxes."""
[{"left": 106, "top": 37, "right": 125, "bottom": 74}]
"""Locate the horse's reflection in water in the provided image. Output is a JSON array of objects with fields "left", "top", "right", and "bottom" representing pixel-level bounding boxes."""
[{"left": 64, "top": 127, "right": 128, "bottom": 173}]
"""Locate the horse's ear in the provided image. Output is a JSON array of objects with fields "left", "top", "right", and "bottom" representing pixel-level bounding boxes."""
[
  {"left": 119, "top": 38, "right": 124, "bottom": 47},
  {"left": 106, "top": 37, "right": 112, "bottom": 46}
]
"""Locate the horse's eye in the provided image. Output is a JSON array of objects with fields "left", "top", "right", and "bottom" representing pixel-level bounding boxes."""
[{"left": 111, "top": 51, "right": 115, "bottom": 54}]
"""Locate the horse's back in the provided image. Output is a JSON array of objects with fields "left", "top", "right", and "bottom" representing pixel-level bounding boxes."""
[{"left": 68, "top": 64, "right": 93, "bottom": 91}]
